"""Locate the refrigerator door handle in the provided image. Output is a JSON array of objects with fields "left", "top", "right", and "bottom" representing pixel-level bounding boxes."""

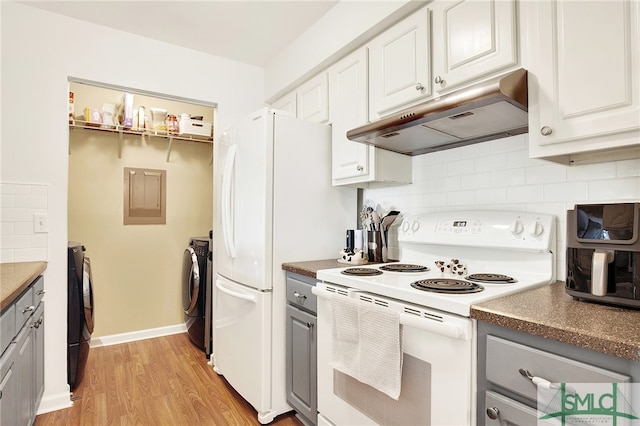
[
  {"left": 216, "top": 279, "right": 256, "bottom": 303},
  {"left": 221, "top": 144, "right": 237, "bottom": 258}
]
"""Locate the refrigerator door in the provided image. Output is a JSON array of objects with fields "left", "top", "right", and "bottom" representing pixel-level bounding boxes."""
[
  {"left": 213, "top": 275, "right": 274, "bottom": 422},
  {"left": 213, "top": 109, "right": 273, "bottom": 291}
]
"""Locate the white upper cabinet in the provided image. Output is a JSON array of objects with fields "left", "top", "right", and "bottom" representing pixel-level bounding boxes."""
[
  {"left": 431, "top": 0, "right": 518, "bottom": 93},
  {"left": 297, "top": 73, "right": 329, "bottom": 123},
  {"left": 271, "top": 91, "right": 296, "bottom": 116},
  {"left": 368, "top": 7, "right": 431, "bottom": 121},
  {"left": 271, "top": 73, "right": 329, "bottom": 124},
  {"left": 329, "top": 49, "right": 370, "bottom": 181},
  {"left": 525, "top": 0, "right": 640, "bottom": 164},
  {"left": 329, "top": 48, "right": 412, "bottom": 187}
]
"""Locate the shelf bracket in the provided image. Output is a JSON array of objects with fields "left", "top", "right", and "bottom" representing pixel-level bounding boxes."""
[
  {"left": 118, "top": 129, "right": 123, "bottom": 159},
  {"left": 166, "top": 136, "right": 174, "bottom": 162}
]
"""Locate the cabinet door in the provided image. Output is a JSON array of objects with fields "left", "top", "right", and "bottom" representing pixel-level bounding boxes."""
[
  {"left": 431, "top": 0, "right": 518, "bottom": 92},
  {"left": 329, "top": 48, "right": 371, "bottom": 181},
  {"left": 297, "top": 73, "right": 329, "bottom": 123},
  {"left": 34, "top": 304, "right": 45, "bottom": 408},
  {"left": 0, "top": 344, "right": 18, "bottom": 426},
  {"left": 272, "top": 91, "right": 296, "bottom": 116},
  {"left": 286, "top": 304, "right": 317, "bottom": 425},
  {"left": 368, "top": 6, "right": 431, "bottom": 120},
  {"left": 15, "top": 325, "right": 34, "bottom": 426},
  {"left": 526, "top": 0, "right": 640, "bottom": 161}
]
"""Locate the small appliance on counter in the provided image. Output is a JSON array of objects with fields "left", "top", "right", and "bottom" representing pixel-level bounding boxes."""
[{"left": 566, "top": 202, "right": 640, "bottom": 308}]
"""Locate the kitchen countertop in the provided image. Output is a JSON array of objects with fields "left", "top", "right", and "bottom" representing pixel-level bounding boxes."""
[
  {"left": 282, "top": 259, "right": 347, "bottom": 278},
  {"left": 471, "top": 281, "right": 640, "bottom": 362},
  {"left": 1, "top": 262, "right": 48, "bottom": 311},
  {"left": 283, "top": 261, "right": 640, "bottom": 362}
]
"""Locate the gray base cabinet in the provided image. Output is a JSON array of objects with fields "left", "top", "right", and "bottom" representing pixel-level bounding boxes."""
[
  {"left": 477, "top": 321, "right": 639, "bottom": 426},
  {"left": 0, "top": 276, "right": 45, "bottom": 426},
  {"left": 285, "top": 272, "right": 317, "bottom": 426}
]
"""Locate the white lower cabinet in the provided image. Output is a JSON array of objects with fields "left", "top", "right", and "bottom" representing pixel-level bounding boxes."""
[
  {"left": 477, "top": 321, "right": 639, "bottom": 426},
  {"left": 329, "top": 48, "right": 412, "bottom": 187},
  {"left": 524, "top": 0, "right": 640, "bottom": 164},
  {"left": 0, "top": 276, "right": 45, "bottom": 426}
]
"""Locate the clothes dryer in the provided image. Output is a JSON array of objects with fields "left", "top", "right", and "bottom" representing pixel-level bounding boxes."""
[{"left": 183, "top": 236, "right": 211, "bottom": 354}]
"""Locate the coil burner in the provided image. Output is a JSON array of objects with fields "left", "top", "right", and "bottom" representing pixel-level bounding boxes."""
[
  {"left": 411, "top": 278, "right": 484, "bottom": 294},
  {"left": 465, "top": 273, "right": 517, "bottom": 284},
  {"left": 340, "top": 267, "right": 383, "bottom": 276},
  {"left": 379, "top": 264, "right": 429, "bottom": 273}
]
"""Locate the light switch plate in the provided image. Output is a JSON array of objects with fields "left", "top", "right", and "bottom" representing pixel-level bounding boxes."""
[{"left": 33, "top": 213, "right": 49, "bottom": 233}]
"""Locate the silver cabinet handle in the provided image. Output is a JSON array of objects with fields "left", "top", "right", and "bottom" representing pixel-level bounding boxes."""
[
  {"left": 415, "top": 82, "right": 424, "bottom": 91},
  {"left": 37, "top": 290, "right": 46, "bottom": 295},
  {"left": 356, "top": 165, "right": 364, "bottom": 171},
  {"left": 22, "top": 305, "right": 35, "bottom": 314},
  {"left": 486, "top": 407, "right": 500, "bottom": 420},
  {"left": 434, "top": 76, "right": 443, "bottom": 84},
  {"left": 306, "top": 322, "right": 314, "bottom": 329},
  {"left": 540, "top": 126, "right": 553, "bottom": 136},
  {"left": 293, "top": 291, "right": 307, "bottom": 300}
]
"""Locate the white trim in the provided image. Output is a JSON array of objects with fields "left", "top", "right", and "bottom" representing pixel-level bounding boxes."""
[
  {"left": 89, "top": 323, "right": 187, "bottom": 348},
  {"left": 36, "top": 390, "right": 73, "bottom": 415}
]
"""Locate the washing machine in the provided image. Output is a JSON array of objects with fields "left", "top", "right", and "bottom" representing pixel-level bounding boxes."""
[{"left": 182, "top": 235, "right": 211, "bottom": 355}]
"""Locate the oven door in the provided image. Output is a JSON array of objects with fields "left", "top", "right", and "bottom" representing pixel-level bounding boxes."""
[{"left": 313, "top": 283, "right": 476, "bottom": 426}]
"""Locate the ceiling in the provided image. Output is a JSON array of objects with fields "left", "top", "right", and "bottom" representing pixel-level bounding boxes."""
[{"left": 20, "top": 0, "right": 339, "bottom": 67}]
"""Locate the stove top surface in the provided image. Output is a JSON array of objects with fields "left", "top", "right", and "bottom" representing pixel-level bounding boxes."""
[{"left": 317, "top": 210, "right": 556, "bottom": 316}]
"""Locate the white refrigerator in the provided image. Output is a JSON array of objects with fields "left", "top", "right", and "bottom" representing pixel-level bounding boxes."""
[{"left": 212, "top": 108, "right": 356, "bottom": 424}]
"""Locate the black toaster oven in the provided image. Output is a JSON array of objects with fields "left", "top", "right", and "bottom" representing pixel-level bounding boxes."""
[{"left": 565, "top": 203, "right": 640, "bottom": 308}]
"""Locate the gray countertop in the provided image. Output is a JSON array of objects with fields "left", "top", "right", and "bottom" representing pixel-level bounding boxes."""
[{"left": 284, "top": 261, "right": 640, "bottom": 362}]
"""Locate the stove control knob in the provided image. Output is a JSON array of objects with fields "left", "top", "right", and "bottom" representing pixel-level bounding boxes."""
[
  {"left": 528, "top": 220, "right": 544, "bottom": 237},
  {"left": 510, "top": 219, "right": 524, "bottom": 235},
  {"left": 411, "top": 220, "right": 420, "bottom": 232},
  {"left": 401, "top": 220, "right": 410, "bottom": 233}
]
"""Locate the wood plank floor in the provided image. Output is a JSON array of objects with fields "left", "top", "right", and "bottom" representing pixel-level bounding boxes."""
[{"left": 36, "top": 333, "right": 303, "bottom": 426}]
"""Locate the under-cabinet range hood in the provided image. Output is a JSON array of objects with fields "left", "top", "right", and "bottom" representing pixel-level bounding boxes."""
[{"left": 347, "top": 68, "right": 528, "bottom": 156}]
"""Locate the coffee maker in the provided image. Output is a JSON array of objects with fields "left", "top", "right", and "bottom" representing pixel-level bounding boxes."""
[{"left": 566, "top": 203, "right": 640, "bottom": 308}]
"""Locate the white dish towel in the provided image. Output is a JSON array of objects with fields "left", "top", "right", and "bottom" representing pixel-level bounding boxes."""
[{"left": 330, "top": 295, "right": 403, "bottom": 400}]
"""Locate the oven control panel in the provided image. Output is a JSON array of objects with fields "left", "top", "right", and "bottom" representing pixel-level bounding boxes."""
[{"left": 399, "top": 211, "right": 556, "bottom": 251}]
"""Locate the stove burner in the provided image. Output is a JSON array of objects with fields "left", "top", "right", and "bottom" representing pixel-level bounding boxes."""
[
  {"left": 466, "top": 273, "right": 517, "bottom": 284},
  {"left": 411, "top": 278, "right": 484, "bottom": 294},
  {"left": 341, "top": 267, "right": 383, "bottom": 276},
  {"left": 379, "top": 264, "right": 429, "bottom": 273}
]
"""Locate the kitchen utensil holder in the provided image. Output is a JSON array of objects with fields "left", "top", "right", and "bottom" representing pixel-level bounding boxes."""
[{"left": 367, "top": 231, "right": 383, "bottom": 263}]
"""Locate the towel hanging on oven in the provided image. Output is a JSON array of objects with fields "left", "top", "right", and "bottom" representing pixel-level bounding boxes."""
[{"left": 330, "top": 295, "right": 403, "bottom": 400}]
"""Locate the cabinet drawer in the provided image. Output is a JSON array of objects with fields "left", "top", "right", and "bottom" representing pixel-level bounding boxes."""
[
  {"left": 14, "top": 287, "right": 34, "bottom": 333},
  {"left": 486, "top": 335, "right": 630, "bottom": 402},
  {"left": 1, "top": 305, "right": 16, "bottom": 356},
  {"left": 485, "top": 390, "right": 538, "bottom": 426},
  {"left": 32, "top": 276, "right": 45, "bottom": 306},
  {"left": 286, "top": 275, "right": 317, "bottom": 314}
]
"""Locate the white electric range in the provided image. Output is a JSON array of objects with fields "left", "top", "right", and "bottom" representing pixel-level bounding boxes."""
[{"left": 313, "top": 210, "right": 556, "bottom": 426}]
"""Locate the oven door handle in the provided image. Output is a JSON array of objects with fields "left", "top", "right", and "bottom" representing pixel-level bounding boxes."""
[
  {"left": 399, "top": 313, "right": 471, "bottom": 341},
  {"left": 313, "top": 286, "right": 472, "bottom": 341}
]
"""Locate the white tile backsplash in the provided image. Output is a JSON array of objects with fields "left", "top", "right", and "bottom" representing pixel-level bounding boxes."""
[
  {"left": 0, "top": 183, "right": 49, "bottom": 262},
  {"left": 363, "top": 135, "right": 640, "bottom": 280}
]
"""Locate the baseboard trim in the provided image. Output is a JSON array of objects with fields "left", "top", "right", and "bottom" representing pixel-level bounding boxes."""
[
  {"left": 90, "top": 323, "right": 187, "bottom": 348},
  {"left": 37, "top": 391, "right": 73, "bottom": 415}
]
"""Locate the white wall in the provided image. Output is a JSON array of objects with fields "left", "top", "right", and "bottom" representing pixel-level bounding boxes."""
[
  {"left": 362, "top": 135, "right": 640, "bottom": 278},
  {"left": 1, "top": 2, "right": 265, "bottom": 413},
  {"left": 264, "top": 0, "right": 422, "bottom": 102}
]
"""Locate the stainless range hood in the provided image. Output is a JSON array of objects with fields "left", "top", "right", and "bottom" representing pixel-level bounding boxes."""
[{"left": 347, "top": 68, "right": 528, "bottom": 156}]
